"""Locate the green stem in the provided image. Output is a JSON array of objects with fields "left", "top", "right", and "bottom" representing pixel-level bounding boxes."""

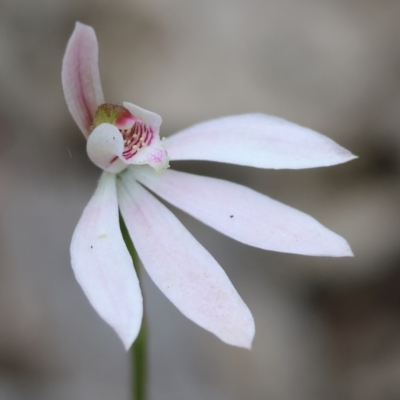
[{"left": 120, "top": 214, "right": 147, "bottom": 400}]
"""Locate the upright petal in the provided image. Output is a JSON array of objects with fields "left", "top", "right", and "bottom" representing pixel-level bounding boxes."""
[
  {"left": 118, "top": 172, "right": 255, "bottom": 348},
  {"left": 62, "top": 22, "right": 105, "bottom": 137},
  {"left": 134, "top": 167, "right": 353, "bottom": 257},
  {"left": 165, "top": 114, "right": 356, "bottom": 169},
  {"left": 71, "top": 172, "right": 143, "bottom": 349}
]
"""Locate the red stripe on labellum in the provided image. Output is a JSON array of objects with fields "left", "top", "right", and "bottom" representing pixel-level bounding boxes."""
[{"left": 121, "top": 122, "right": 154, "bottom": 160}]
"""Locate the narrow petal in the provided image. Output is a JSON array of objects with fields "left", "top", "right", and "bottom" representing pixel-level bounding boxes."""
[
  {"left": 87, "top": 123, "right": 127, "bottom": 173},
  {"left": 118, "top": 172, "right": 255, "bottom": 348},
  {"left": 165, "top": 114, "right": 357, "bottom": 169},
  {"left": 71, "top": 172, "right": 143, "bottom": 349},
  {"left": 62, "top": 22, "right": 105, "bottom": 137},
  {"left": 134, "top": 167, "right": 353, "bottom": 257}
]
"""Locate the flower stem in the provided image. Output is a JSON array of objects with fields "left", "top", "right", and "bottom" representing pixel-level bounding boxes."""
[{"left": 120, "top": 214, "right": 147, "bottom": 400}]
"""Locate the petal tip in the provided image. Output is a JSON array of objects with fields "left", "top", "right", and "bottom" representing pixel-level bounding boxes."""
[
  {"left": 114, "top": 313, "right": 143, "bottom": 351},
  {"left": 324, "top": 147, "right": 358, "bottom": 168},
  {"left": 239, "top": 336, "right": 254, "bottom": 351},
  {"left": 72, "top": 21, "right": 96, "bottom": 38},
  {"left": 120, "top": 333, "right": 135, "bottom": 351},
  {"left": 341, "top": 245, "right": 354, "bottom": 258},
  {"left": 74, "top": 21, "right": 89, "bottom": 29},
  {"left": 221, "top": 314, "right": 255, "bottom": 350},
  {"left": 328, "top": 238, "right": 354, "bottom": 258},
  {"left": 233, "top": 330, "right": 255, "bottom": 350},
  {"left": 340, "top": 150, "right": 358, "bottom": 164}
]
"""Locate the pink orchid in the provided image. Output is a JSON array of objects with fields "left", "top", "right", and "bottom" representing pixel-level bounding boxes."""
[{"left": 62, "top": 22, "right": 355, "bottom": 350}]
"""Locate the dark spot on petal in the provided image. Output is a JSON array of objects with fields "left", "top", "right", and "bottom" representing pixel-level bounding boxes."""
[
  {"left": 90, "top": 245, "right": 93, "bottom": 249},
  {"left": 230, "top": 215, "right": 234, "bottom": 218}
]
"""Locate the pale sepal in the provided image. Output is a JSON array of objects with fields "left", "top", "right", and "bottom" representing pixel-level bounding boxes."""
[
  {"left": 135, "top": 167, "right": 353, "bottom": 257},
  {"left": 87, "top": 123, "right": 127, "bottom": 173},
  {"left": 62, "top": 22, "right": 105, "bottom": 137},
  {"left": 70, "top": 172, "right": 143, "bottom": 350},
  {"left": 118, "top": 172, "right": 255, "bottom": 348},
  {"left": 165, "top": 114, "right": 357, "bottom": 169}
]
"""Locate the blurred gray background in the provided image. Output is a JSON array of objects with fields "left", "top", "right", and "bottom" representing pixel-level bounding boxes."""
[{"left": 0, "top": 0, "right": 399, "bottom": 399}]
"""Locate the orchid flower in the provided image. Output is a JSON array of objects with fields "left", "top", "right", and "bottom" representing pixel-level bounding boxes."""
[{"left": 62, "top": 22, "right": 355, "bottom": 351}]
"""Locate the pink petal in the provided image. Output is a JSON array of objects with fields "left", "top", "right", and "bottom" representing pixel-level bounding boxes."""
[
  {"left": 71, "top": 172, "right": 143, "bottom": 350},
  {"left": 165, "top": 114, "right": 357, "bottom": 169},
  {"left": 87, "top": 123, "right": 127, "bottom": 173},
  {"left": 62, "top": 22, "right": 105, "bottom": 137},
  {"left": 134, "top": 167, "right": 353, "bottom": 257},
  {"left": 118, "top": 172, "right": 255, "bottom": 348}
]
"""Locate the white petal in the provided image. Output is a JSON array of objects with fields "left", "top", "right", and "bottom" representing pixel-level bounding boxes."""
[
  {"left": 134, "top": 167, "right": 353, "bottom": 257},
  {"left": 70, "top": 172, "right": 143, "bottom": 349},
  {"left": 87, "top": 123, "right": 127, "bottom": 173},
  {"left": 118, "top": 172, "right": 255, "bottom": 348},
  {"left": 165, "top": 114, "right": 357, "bottom": 169},
  {"left": 62, "top": 22, "right": 105, "bottom": 137},
  {"left": 123, "top": 102, "right": 162, "bottom": 132}
]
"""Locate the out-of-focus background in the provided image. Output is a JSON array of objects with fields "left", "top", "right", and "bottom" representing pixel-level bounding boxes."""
[{"left": 0, "top": 0, "right": 400, "bottom": 399}]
